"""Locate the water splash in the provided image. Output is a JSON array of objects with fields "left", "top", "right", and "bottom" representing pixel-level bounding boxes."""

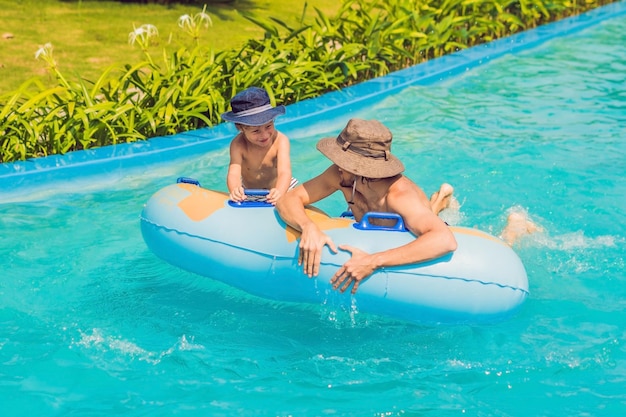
[{"left": 71, "top": 329, "right": 203, "bottom": 366}]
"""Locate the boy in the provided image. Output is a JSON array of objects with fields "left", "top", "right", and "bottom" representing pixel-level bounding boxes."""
[{"left": 221, "top": 87, "right": 295, "bottom": 205}]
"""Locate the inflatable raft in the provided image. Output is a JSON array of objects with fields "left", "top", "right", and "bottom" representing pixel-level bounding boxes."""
[{"left": 140, "top": 178, "right": 529, "bottom": 325}]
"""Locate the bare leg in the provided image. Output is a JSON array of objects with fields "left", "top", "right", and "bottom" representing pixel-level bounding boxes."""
[
  {"left": 500, "top": 211, "right": 542, "bottom": 246},
  {"left": 430, "top": 183, "right": 454, "bottom": 215}
]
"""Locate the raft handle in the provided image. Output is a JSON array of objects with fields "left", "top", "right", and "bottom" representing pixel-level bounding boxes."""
[
  {"left": 354, "top": 212, "right": 407, "bottom": 232},
  {"left": 177, "top": 177, "right": 201, "bottom": 186},
  {"left": 340, "top": 209, "right": 355, "bottom": 218},
  {"left": 228, "top": 189, "right": 274, "bottom": 208}
]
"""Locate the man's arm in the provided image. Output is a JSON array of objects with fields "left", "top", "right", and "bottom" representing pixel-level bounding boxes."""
[
  {"left": 382, "top": 195, "right": 457, "bottom": 264},
  {"left": 332, "top": 186, "right": 457, "bottom": 293},
  {"left": 275, "top": 165, "right": 340, "bottom": 276}
]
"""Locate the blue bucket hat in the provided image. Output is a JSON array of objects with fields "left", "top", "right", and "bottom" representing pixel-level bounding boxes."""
[{"left": 221, "top": 87, "right": 285, "bottom": 126}]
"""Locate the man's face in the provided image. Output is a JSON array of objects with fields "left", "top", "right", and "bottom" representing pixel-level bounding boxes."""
[{"left": 337, "top": 167, "right": 356, "bottom": 188}]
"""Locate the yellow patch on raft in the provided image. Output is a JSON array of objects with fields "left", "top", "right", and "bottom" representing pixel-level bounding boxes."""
[
  {"left": 285, "top": 209, "right": 353, "bottom": 243},
  {"left": 449, "top": 226, "right": 507, "bottom": 246},
  {"left": 175, "top": 182, "right": 353, "bottom": 239},
  {"left": 177, "top": 183, "right": 228, "bottom": 221}
]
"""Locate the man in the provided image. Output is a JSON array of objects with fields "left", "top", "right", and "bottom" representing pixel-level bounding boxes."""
[{"left": 275, "top": 118, "right": 458, "bottom": 294}]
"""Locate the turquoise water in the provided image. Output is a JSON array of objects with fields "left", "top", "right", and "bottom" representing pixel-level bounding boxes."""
[{"left": 2, "top": 8, "right": 626, "bottom": 417}]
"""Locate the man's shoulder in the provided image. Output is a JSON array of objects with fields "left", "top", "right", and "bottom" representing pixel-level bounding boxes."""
[
  {"left": 387, "top": 176, "right": 428, "bottom": 210},
  {"left": 392, "top": 175, "right": 421, "bottom": 191},
  {"left": 310, "top": 164, "right": 341, "bottom": 185},
  {"left": 388, "top": 176, "right": 427, "bottom": 203}
]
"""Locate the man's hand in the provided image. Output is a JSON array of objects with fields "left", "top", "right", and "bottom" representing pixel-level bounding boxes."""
[
  {"left": 331, "top": 245, "right": 377, "bottom": 294},
  {"left": 298, "top": 224, "right": 337, "bottom": 277}
]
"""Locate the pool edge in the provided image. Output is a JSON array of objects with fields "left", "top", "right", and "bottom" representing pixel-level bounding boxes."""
[{"left": 2, "top": 0, "right": 625, "bottom": 190}]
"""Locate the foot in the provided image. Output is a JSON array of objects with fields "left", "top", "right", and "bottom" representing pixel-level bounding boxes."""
[
  {"left": 501, "top": 212, "right": 542, "bottom": 245},
  {"left": 430, "top": 183, "right": 454, "bottom": 215}
]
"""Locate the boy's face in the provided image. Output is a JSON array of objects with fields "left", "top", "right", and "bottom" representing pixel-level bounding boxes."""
[{"left": 239, "top": 121, "right": 277, "bottom": 148}]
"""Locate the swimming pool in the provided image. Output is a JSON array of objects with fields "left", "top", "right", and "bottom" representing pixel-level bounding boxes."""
[{"left": 2, "top": 2, "right": 625, "bottom": 416}]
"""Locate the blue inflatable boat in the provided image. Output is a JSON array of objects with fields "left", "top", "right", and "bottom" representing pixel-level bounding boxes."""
[{"left": 140, "top": 179, "right": 529, "bottom": 325}]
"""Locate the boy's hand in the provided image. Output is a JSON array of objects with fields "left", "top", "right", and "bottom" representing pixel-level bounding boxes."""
[
  {"left": 266, "top": 188, "right": 281, "bottom": 205},
  {"left": 229, "top": 186, "right": 246, "bottom": 202}
]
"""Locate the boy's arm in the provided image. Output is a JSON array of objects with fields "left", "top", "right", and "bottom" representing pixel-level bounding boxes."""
[
  {"left": 227, "top": 137, "right": 245, "bottom": 201},
  {"left": 267, "top": 133, "right": 292, "bottom": 204}
]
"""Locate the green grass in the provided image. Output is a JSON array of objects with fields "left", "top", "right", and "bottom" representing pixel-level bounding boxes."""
[{"left": 0, "top": 0, "right": 339, "bottom": 94}]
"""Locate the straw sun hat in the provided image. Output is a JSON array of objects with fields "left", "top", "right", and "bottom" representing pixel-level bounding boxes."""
[
  {"left": 316, "top": 118, "right": 405, "bottom": 178},
  {"left": 221, "top": 87, "right": 285, "bottom": 126}
]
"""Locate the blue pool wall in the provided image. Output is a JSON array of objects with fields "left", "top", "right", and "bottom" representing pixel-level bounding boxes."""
[{"left": 1, "top": 0, "right": 625, "bottom": 192}]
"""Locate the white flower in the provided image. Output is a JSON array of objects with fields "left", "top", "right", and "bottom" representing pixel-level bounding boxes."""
[
  {"left": 128, "top": 24, "right": 159, "bottom": 49},
  {"left": 143, "top": 24, "right": 159, "bottom": 37},
  {"left": 178, "top": 14, "right": 192, "bottom": 30},
  {"left": 177, "top": 6, "right": 212, "bottom": 41},
  {"left": 35, "top": 42, "right": 54, "bottom": 60},
  {"left": 196, "top": 12, "right": 212, "bottom": 28}
]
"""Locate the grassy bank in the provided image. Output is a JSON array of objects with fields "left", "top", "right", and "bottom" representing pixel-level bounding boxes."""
[{"left": 0, "top": 0, "right": 339, "bottom": 94}]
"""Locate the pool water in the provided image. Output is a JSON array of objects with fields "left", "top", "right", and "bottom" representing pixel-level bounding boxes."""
[{"left": 2, "top": 6, "right": 626, "bottom": 417}]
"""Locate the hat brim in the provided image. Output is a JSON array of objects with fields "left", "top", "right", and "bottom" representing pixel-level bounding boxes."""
[
  {"left": 316, "top": 137, "right": 405, "bottom": 179},
  {"left": 221, "top": 105, "right": 285, "bottom": 126}
]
